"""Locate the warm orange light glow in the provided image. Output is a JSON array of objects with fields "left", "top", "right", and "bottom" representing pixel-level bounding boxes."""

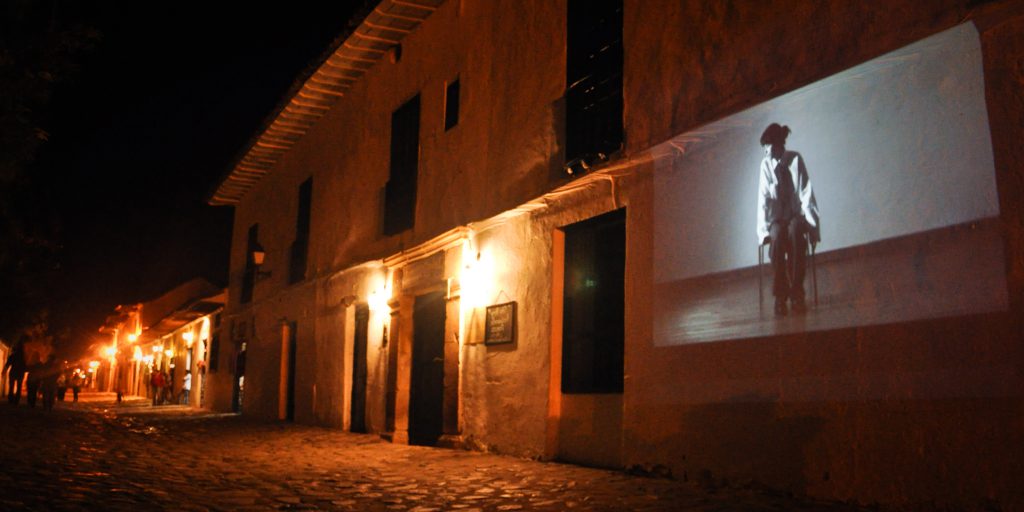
[
  {"left": 369, "top": 286, "right": 391, "bottom": 316},
  {"left": 127, "top": 333, "right": 138, "bottom": 342},
  {"left": 200, "top": 318, "right": 211, "bottom": 343},
  {"left": 103, "top": 346, "right": 117, "bottom": 358},
  {"left": 460, "top": 237, "right": 495, "bottom": 309},
  {"left": 152, "top": 345, "right": 163, "bottom": 353},
  {"left": 88, "top": 360, "right": 100, "bottom": 369},
  {"left": 182, "top": 331, "right": 194, "bottom": 347},
  {"left": 164, "top": 349, "right": 173, "bottom": 358},
  {"left": 133, "top": 346, "right": 143, "bottom": 361}
]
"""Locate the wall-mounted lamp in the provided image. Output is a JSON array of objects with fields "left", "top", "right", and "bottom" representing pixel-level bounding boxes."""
[
  {"left": 369, "top": 288, "right": 391, "bottom": 316},
  {"left": 252, "top": 244, "right": 272, "bottom": 280},
  {"left": 182, "top": 331, "right": 194, "bottom": 348}
]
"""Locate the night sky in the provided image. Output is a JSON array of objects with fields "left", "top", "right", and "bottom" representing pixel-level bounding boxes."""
[{"left": 23, "top": 1, "right": 363, "bottom": 356}]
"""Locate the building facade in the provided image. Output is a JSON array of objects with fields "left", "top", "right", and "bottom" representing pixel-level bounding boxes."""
[
  {"left": 98, "top": 279, "right": 225, "bottom": 407},
  {"left": 208, "top": 1, "right": 1024, "bottom": 508}
]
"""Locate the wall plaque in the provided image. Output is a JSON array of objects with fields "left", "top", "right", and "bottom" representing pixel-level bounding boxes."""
[{"left": 484, "top": 301, "right": 516, "bottom": 345}]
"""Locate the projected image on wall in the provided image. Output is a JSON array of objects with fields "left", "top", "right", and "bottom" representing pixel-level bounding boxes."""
[{"left": 653, "top": 23, "right": 1008, "bottom": 345}]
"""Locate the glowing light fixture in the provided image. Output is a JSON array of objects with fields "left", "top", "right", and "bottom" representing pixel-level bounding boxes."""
[
  {"left": 103, "top": 346, "right": 117, "bottom": 358},
  {"left": 252, "top": 244, "right": 272, "bottom": 279},
  {"left": 127, "top": 333, "right": 138, "bottom": 342},
  {"left": 182, "top": 331, "right": 194, "bottom": 347},
  {"left": 369, "top": 286, "right": 391, "bottom": 316},
  {"left": 164, "top": 349, "right": 174, "bottom": 358},
  {"left": 459, "top": 238, "right": 495, "bottom": 309}
]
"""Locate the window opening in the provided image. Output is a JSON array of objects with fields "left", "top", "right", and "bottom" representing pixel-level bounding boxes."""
[
  {"left": 384, "top": 94, "right": 421, "bottom": 235},
  {"left": 565, "top": 0, "right": 624, "bottom": 166}
]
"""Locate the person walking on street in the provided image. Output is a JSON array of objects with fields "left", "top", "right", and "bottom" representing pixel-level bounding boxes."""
[
  {"left": 71, "top": 370, "right": 83, "bottom": 402},
  {"left": 25, "top": 352, "right": 43, "bottom": 408},
  {"left": 160, "top": 370, "right": 172, "bottom": 405},
  {"left": 57, "top": 370, "right": 67, "bottom": 402},
  {"left": 39, "top": 355, "right": 59, "bottom": 411},
  {"left": 150, "top": 368, "right": 164, "bottom": 405},
  {"left": 181, "top": 371, "right": 192, "bottom": 405},
  {"left": 4, "top": 342, "right": 26, "bottom": 406}
]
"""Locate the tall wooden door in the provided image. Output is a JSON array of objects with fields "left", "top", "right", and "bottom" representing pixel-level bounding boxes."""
[
  {"left": 350, "top": 304, "right": 369, "bottom": 433},
  {"left": 409, "top": 291, "right": 446, "bottom": 446},
  {"left": 285, "top": 322, "right": 297, "bottom": 422}
]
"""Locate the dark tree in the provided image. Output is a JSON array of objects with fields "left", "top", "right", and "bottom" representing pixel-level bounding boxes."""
[{"left": 0, "top": 0, "right": 100, "bottom": 340}]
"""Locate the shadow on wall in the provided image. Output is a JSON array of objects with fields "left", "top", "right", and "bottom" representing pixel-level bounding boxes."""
[{"left": 668, "top": 395, "right": 824, "bottom": 493}]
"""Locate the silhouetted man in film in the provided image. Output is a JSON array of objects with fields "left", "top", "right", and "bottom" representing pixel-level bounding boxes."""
[{"left": 757, "top": 123, "right": 820, "bottom": 316}]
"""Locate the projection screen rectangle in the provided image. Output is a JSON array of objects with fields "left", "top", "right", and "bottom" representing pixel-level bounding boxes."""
[{"left": 653, "top": 23, "right": 1007, "bottom": 346}]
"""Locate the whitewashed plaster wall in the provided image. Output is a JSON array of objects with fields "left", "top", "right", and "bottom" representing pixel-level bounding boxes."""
[{"left": 226, "top": 0, "right": 572, "bottom": 426}]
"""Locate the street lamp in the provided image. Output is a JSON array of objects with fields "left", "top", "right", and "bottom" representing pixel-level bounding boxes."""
[{"left": 252, "top": 244, "right": 272, "bottom": 279}]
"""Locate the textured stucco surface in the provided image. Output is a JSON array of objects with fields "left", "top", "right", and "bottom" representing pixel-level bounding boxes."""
[{"left": 216, "top": 1, "right": 1024, "bottom": 509}]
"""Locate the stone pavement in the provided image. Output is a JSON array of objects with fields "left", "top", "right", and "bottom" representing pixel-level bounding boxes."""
[{"left": 0, "top": 392, "right": 869, "bottom": 511}]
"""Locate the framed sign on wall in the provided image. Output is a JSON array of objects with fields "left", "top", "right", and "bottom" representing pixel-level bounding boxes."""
[{"left": 484, "top": 301, "right": 516, "bottom": 345}]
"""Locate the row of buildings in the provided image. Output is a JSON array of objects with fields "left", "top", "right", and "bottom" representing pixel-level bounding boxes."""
[
  {"left": 95, "top": 279, "right": 225, "bottom": 407},
  {"left": 103, "top": 1, "right": 1024, "bottom": 509}
]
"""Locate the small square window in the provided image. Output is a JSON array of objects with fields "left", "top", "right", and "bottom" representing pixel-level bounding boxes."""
[{"left": 444, "top": 78, "right": 460, "bottom": 131}]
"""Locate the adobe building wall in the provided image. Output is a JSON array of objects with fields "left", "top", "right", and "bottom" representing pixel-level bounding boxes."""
[
  {"left": 313, "top": 263, "right": 390, "bottom": 431},
  {"left": 202, "top": 357, "right": 235, "bottom": 413},
  {"left": 224, "top": 0, "right": 570, "bottom": 424},
  {"left": 616, "top": 2, "right": 1024, "bottom": 508},
  {"left": 218, "top": 0, "right": 1024, "bottom": 507}
]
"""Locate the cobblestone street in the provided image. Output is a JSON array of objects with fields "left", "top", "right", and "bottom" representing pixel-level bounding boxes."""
[{"left": 0, "top": 393, "right": 867, "bottom": 511}]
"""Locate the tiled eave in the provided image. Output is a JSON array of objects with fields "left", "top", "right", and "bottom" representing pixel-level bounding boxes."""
[{"left": 208, "top": 0, "right": 445, "bottom": 206}]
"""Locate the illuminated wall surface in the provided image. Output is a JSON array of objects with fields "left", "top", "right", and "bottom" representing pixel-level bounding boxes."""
[{"left": 653, "top": 23, "right": 1007, "bottom": 345}]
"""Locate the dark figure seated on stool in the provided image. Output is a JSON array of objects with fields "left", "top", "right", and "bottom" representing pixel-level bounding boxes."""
[{"left": 756, "top": 123, "right": 820, "bottom": 316}]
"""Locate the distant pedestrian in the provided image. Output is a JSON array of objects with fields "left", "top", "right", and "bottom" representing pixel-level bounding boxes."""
[
  {"left": 57, "top": 371, "right": 67, "bottom": 401},
  {"left": 150, "top": 368, "right": 164, "bottom": 405},
  {"left": 115, "top": 362, "right": 128, "bottom": 404},
  {"left": 39, "top": 355, "right": 60, "bottom": 411},
  {"left": 181, "top": 371, "right": 192, "bottom": 405},
  {"left": 4, "top": 341, "right": 26, "bottom": 406},
  {"left": 71, "top": 371, "right": 83, "bottom": 402},
  {"left": 25, "top": 352, "right": 43, "bottom": 408},
  {"left": 160, "top": 370, "right": 172, "bottom": 405}
]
